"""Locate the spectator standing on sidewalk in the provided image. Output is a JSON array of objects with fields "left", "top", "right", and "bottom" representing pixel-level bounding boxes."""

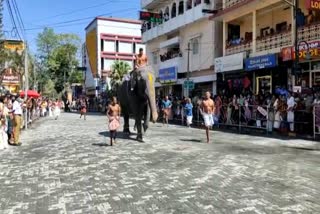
[
  {"left": 0, "top": 103, "right": 8, "bottom": 150},
  {"left": 200, "top": 91, "right": 215, "bottom": 143},
  {"left": 11, "top": 96, "right": 23, "bottom": 146}
]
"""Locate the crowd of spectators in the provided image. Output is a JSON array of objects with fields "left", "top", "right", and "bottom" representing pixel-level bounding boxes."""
[
  {"left": 160, "top": 50, "right": 182, "bottom": 62},
  {"left": 156, "top": 89, "right": 320, "bottom": 137},
  {"left": 0, "top": 94, "right": 63, "bottom": 149}
]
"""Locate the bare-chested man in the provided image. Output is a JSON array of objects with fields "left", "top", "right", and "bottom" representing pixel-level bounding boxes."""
[
  {"left": 107, "top": 97, "right": 121, "bottom": 146},
  {"left": 200, "top": 91, "right": 215, "bottom": 143},
  {"left": 135, "top": 48, "right": 148, "bottom": 69},
  {"left": 130, "top": 48, "right": 148, "bottom": 92}
]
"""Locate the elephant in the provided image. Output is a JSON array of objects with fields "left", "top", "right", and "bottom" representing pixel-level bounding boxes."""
[{"left": 117, "top": 66, "right": 158, "bottom": 142}]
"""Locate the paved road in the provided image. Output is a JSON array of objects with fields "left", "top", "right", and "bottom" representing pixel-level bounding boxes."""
[{"left": 0, "top": 113, "right": 320, "bottom": 214}]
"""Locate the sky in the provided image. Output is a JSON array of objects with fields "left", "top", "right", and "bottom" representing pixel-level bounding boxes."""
[{"left": 3, "top": 0, "right": 140, "bottom": 53}]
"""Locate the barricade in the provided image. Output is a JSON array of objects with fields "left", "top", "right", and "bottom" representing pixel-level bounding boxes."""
[
  {"left": 166, "top": 104, "right": 315, "bottom": 139},
  {"left": 314, "top": 105, "right": 320, "bottom": 140}
]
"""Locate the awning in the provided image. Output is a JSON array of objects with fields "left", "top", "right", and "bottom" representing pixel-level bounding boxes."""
[{"left": 159, "top": 37, "right": 180, "bottom": 49}]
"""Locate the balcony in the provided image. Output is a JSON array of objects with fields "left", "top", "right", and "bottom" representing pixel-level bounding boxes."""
[
  {"left": 159, "top": 56, "right": 183, "bottom": 73},
  {"left": 298, "top": 23, "right": 320, "bottom": 42},
  {"left": 226, "top": 42, "right": 252, "bottom": 56},
  {"left": 142, "top": 2, "right": 212, "bottom": 42},
  {"left": 256, "top": 31, "right": 292, "bottom": 52},
  {"left": 224, "top": 0, "right": 247, "bottom": 9}
]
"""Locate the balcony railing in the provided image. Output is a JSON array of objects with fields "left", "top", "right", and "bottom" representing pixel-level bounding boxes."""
[
  {"left": 224, "top": 0, "right": 246, "bottom": 9},
  {"left": 256, "top": 31, "right": 292, "bottom": 52},
  {"left": 298, "top": 22, "right": 320, "bottom": 42},
  {"left": 226, "top": 42, "right": 252, "bottom": 55}
]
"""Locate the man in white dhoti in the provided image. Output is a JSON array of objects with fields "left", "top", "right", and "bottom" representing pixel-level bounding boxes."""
[
  {"left": 200, "top": 91, "right": 215, "bottom": 143},
  {"left": 287, "top": 92, "right": 296, "bottom": 132},
  {"left": 53, "top": 99, "right": 61, "bottom": 120}
]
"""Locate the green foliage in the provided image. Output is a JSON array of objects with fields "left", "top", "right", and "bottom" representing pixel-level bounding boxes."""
[
  {"left": 42, "top": 79, "right": 57, "bottom": 97},
  {"left": 110, "top": 60, "right": 131, "bottom": 92},
  {"left": 35, "top": 28, "right": 81, "bottom": 94},
  {"left": 68, "top": 70, "right": 83, "bottom": 84}
]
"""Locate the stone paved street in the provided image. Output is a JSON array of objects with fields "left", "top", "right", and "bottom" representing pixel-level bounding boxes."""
[{"left": 0, "top": 113, "right": 320, "bottom": 214}]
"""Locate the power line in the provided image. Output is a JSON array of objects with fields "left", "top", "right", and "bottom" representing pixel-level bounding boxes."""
[
  {"left": 11, "top": 0, "right": 25, "bottom": 38},
  {"left": 23, "top": 8, "right": 139, "bottom": 31},
  {"left": 6, "top": 0, "right": 22, "bottom": 40},
  {"left": 29, "top": 0, "right": 133, "bottom": 23}
]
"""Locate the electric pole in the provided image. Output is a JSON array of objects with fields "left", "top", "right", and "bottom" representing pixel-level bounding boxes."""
[
  {"left": 293, "top": 0, "right": 299, "bottom": 83},
  {"left": 186, "top": 42, "right": 191, "bottom": 98},
  {"left": 24, "top": 43, "right": 28, "bottom": 129}
]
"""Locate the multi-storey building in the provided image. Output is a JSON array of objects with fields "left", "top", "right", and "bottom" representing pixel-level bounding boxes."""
[
  {"left": 211, "top": 0, "right": 320, "bottom": 96},
  {"left": 83, "top": 17, "right": 145, "bottom": 96},
  {"left": 141, "top": 0, "right": 222, "bottom": 98}
]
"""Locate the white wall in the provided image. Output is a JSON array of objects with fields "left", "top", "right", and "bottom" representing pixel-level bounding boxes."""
[
  {"left": 119, "top": 42, "right": 133, "bottom": 53},
  {"left": 104, "top": 41, "right": 115, "bottom": 52},
  {"left": 103, "top": 59, "right": 114, "bottom": 71}
]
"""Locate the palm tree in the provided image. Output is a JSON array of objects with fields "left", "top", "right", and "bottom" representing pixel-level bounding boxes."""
[{"left": 110, "top": 60, "right": 131, "bottom": 93}]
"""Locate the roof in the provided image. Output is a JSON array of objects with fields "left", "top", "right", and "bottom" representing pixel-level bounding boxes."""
[{"left": 85, "top": 17, "right": 142, "bottom": 30}]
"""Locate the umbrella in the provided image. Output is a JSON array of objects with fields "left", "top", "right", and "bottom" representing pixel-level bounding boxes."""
[{"left": 20, "top": 90, "right": 40, "bottom": 98}]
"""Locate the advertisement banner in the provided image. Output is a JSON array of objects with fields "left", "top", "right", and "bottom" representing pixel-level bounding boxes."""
[
  {"left": 214, "top": 52, "right": 245, "bottom": 73},
  {"left": 281, "top": 41, "right": 320, "bottom": 61},
  {"left": 158, "top": 67, "right": 177, "bottom": 82},
  {"left": 306, "top": 0, "right": 320, "bottom": 10},
  {"left": 245, "top": 54, "right": 277, "bottom": 71}
]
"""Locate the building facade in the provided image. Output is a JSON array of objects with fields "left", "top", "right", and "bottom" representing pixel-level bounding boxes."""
[
  {"left": 83, "top": 17, "right": 145, "bottom": 96},
  {"left": 141, "top": 0, "right": 222, "bottom": 98},
  {"left": 211, "top": 0, "right": 320, "bottom": 96}
]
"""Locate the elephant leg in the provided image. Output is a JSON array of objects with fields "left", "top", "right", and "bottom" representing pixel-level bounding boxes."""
[
  {"left": 136, "top": 118, "right": 143, "bottom": 142},
  {"left": 123, "top": 113, "right": 130, "bottom": 134},
  {"left": 143, "top": 105, "right": 150, "bottom": 133}
]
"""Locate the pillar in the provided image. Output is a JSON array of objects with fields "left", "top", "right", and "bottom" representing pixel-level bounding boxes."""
[
  {"left": 252, "top": 10, "right": 257, "bottom": 53},
  {"left": 291, "top": 5, "right": 295, "bottom": 46},
  {"left": 223, "top": 21, "right": 227, "bottom": 56}
]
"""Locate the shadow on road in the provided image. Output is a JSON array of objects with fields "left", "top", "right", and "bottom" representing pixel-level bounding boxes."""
[
  {"left": 180, "top": 139, "right": 202, "bottom": 143},
  {"left": 92, "top": 143, "right": 110, "bottom": 147},
  {"left": 98, "top": 131, "right": 139, "bottom": 142}
]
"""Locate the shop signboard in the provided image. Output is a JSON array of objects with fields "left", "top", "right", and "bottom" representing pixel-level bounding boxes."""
[
  {"left": 0, "top": 68, "right": 20, "bottom": 84},
  {"left": 214, "top": 52, "right": 245, "bottom": 73},
  {"left": 281, "top": 41, "right": 320, "bottom": 61},
  {"left": 306, "top": 0, "right": 320, "bottom": 10},
  {"left": 183, "top": 80, "right": 195, "bottom": 90},
  {"left": 158, "top": 66, "right": 177, "bottom": 83},
  {"left": 245, "top": 54, "right": 277, "bottom": 71}
]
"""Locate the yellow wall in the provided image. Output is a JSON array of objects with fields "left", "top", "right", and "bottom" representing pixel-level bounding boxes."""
[{"left": 86, "top": 29, "right": 97, "bottom": 78}]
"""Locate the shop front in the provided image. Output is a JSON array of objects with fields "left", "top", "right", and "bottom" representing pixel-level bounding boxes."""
[
  {"left": 0, "top": 68, "right": 21, "bottom": 95},
  {"left": 244, "top": 53, "right": 285, "bottom": 95},
  {"left": 156, "top": 66, "right": 179, "bottom": 98},
  {"left": 281, "top": 40, "right": 320, "bottom": 91},
  {"left": 215, "top": 52, "right": 251, "bottom": 96}
]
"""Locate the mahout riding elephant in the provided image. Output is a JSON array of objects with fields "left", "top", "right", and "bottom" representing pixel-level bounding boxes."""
[{"left": 117, "top": 66, "right": 158, "bottom": 141}]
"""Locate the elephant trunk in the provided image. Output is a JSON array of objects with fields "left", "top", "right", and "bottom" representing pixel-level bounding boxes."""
[{"left": 148, "top": 91, "right": 158, "bottom": 123}]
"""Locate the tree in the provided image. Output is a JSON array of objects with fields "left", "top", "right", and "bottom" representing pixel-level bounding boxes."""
[
  {"left": 42, "top": 79, "right": 57, "bottom": 98},
  {"left": 110, "top": 60, "right": 131, "bottom": 92},
  {"left": 68, "top": 70, "right": 83, "bottom": 84},
  {"left": 35, "top": 28, "right": 81, "bottom": 94}
]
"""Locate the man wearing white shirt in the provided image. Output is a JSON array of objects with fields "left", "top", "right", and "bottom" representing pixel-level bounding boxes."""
[
  {"left": 11, "top": 96, "right": 23, "bottom": 146},
  {"left": 287, "top": 92, "right": 296, "bottom": 132}
]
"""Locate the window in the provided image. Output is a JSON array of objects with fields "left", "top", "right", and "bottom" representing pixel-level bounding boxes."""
[
  {"left": 178, "top": 1, "right": 184, "bottom": 15},
  {"left": 152, "top": 52, "right": 158, "bottom": 65},
  {"left": 116, "top": 41, "right": 119, "bottom": 52},
  {"left": 164, "top": 7, "right": 170, "bottom": 21},
  {"left": 103, "top": 40, "right": 115, "bottom": 52},
  {"left": 194, "top": 0, "right": 201, "bottom": 6},
  {"left": 186, "top": 0, "right": 192, "bottom": 10},
  {"left": 133, "top": 43, "right": 136, "bottom": 54},
  {"left": 192, "top": 38, "right": 199, "bottom": 55},
  {"left": 100, "top": 40, "right": 104, "bottom": 52},
  {"left": 171, "top": 3, "right": 177, "bottom": 18}
]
